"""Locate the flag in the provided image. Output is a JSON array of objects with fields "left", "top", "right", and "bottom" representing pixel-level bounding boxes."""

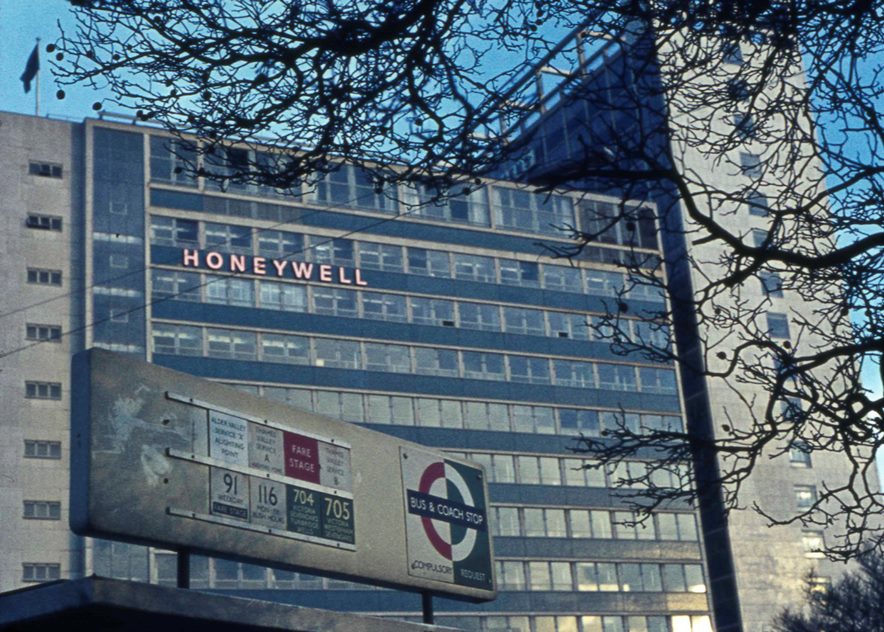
[{"left": 20, "top": 44, "right": 39, "bottom": 94}]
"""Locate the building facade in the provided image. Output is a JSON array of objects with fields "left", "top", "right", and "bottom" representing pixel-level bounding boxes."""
[
  {"left": 486, "top": 25, "right": 871, "bottom": 632},
  {"left": 1, "top": 110, "right": 714, "bottom": 632}
]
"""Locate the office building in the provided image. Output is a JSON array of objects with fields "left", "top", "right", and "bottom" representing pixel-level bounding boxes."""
[{"left": 0, "top": 24, "right": 866, "bottom": 632}]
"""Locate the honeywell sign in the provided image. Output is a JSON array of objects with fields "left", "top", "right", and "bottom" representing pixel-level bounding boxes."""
[{"left": 181, "top": 248, "right": 370, "bottom": 286}]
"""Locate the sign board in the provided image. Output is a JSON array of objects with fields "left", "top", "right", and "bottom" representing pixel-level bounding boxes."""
[{"left": 70, "top": 348, "right": 495, "bottom": 601}]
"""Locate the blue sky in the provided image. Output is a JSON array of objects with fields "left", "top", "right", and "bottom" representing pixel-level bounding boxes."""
[{"left": 2, "top": 2, "right": 881, "bottom": 419}]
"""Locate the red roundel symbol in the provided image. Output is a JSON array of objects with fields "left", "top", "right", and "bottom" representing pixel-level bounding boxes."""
[
  {"left": 417, "top": 461, "right": 478, "bottom": 562},
  {"left": 418, "top": 462, "right": 451, "bottom": 559}
]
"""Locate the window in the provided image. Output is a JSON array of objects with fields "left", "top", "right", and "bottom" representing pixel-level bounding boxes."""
[
  {"left": 748, "top": 191, "right": 770, "bottom": 216},
  {"left": 542, "top": 264, "right": 582, "bottom": 292},
  {"left": 407, "top": 248, "right": 450, "bottom": 277},
  {"left": 258, "top": 281, "right": 306, "bottom": 312},
  {"left": 22, "top": 563, "right": 61, "bottom": 582},
  {"left": 453, "top": 253, "right": 495, "bottom": 282},
  {"left": 364, "top": 342, "right": 411, "bottom": 373},
  {"left": 26, "top": 324, "right": 62, "bottom": 342},
  {"left": 205, "top": 222, "right": 253, "bottom": 254},
  {"left": 508, "top": 356, "right": 552, "bottom": 385},
  {"left": 23, "top": 500, "right": 61, "bottom": 520},
  {"left": 25, "top": 381, "right": 62, "bottom": 400},
  {"left": 24, "top": 440, "right": 61, "bottom": 459},
  {"left": 802, "top": 531, "right": 825, "bottom": 557},
  {"left": 110, "top": 309, "right": 129, "bottom": 323},
  {"left": 458, "top": 302, "right": 501, "bottom": 331},
  {"left": 727, "top": 78, "right": 751, "bottom": 101},
  {"left": 461, "top": 351, "right": 506, "bottom": 381},
  {"left": 560, "top": 409, "right": 600, "bottom": 436},
  {"left": 315, "top": 164, "right": 398, "bottom": 213},
  {"left": 740, "top": 152, "right": 762, "bottom": 176},
  {"left": 358, "top": 242, "right": 404, "bottom": 272},
  {"left": 361, "top": 292, "right": 407, "bottom": 322},
  {"left": 109, "top": 254, "right": 129, "bottom": 269},
  {"left": 150, "top": 135, "right": 198, "bottom": 187},
  {"left": 767, "top": 312, "right": 791, "bottom": 338},
  {"left": 795, "top": 484, "right": 818, "bottom": 509},
  {"left": 308, "top": 236, "right": 355, "bottom": 266},
  {"left": 206, "top": 328, "right": 257, "bottom": 360},
  {"left": 789, "top": 440, "right": 812, "bottom": 467},
  {"left": 548, "top": 312, "right": 591, "bottom": 340},
  {"left": 257, "top": 230, "right": 301, "bottom": 258},
  {"left": 733, "top": 113, "right": 757, "bottom": 139},
  {"left": 722, "top": 40, "right": 743, "bottom": 64},
  {"left": 152, "top": 270, "right": 201, "bottom": 302},
  {"left": 585, "top": 269, "right": 625, "bottom": 297},
  {"left": 29, "top": 161, "right": 63, "bottom": 178},
  {"left": 205, "top": 276, "right": 254, "bottom": 307},
  {"left": 413, "top": 348, "right": 458, "bottom": 377},
  {"left": 260, "top": 334, "right": 309, "bottom": 365},
  {"left": 152, "top": 324, "right": 203, "bottom": 356},
  {"left": 512, "top": 405, "right": 555, "bottom": 434},
  {"left": 410, "top": 297, "right": 454, "bottom": 326},
  {"left": 151, "top": 216, "right": 198, "bottom": 247},
  {"left": 499, "top": 259, "right": 540, "bottom": 287},
  {"left": 503, "top": 306, "right": 545, "bottom": 336},
  {"left": 27, "top": 268, "right": 62, "bottom": 286},
  {"left": 313, "top": 338, "right": 360, "bottom": 369},
  {"left": 26, "top": 213, "right": 62, "bottom": 231},
  {"left": 760, "top": 272, "right": 784, "bottom": 297},
  {"left": 312, "top": 287, "right": 357, "bottom": 317},
  {"left": 492, "top": 186, "right": 575, "bottom": 234}
]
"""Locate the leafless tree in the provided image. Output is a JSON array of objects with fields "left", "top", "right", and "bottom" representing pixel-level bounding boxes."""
[
  {"left": 774, "top": 549, "right": 884, "bottom": 632},
  {"left": 54, "top": 0, "right": 883, "bottom": 559}
]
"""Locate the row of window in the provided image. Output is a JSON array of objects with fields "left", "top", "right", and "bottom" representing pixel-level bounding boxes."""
[
  {"left": 25, "top": 381, "right": 62, "bottom": 400},
  {"left": 495, "top": 559, "right": 706, "bottom": 594},
  {"left": 152, "top": 323, "right": 679, "bottom": 393},
  {"left": 29, "top": 161, "right": 63, "bottom": 179},
  {"left": 451, "top": 451, "right": 690, "bottom": 491},
  {"left": 25, "top": 323, "right": 62, "bottom": 342},
  {"left": 22, "top": 563, "right": 60, "bottom": 583},
  {"left": 23, "top": 500, "right": 61, "bottom": 520},
  {"left": 24, "top": 440, "right": 62, "bottom": 459},
  {"left": 490, "top": 505, "right": 699, "bottom": 542},
  {"left": 151, "top": 138, "right": 659, "bottom": 245},
  {"left": 25, "top": 213, "right": 63, "bottom": 231},
  {"left": 433, "top": 614, "right": 712, "bottom": 632},
  {"left": 27, "top": 267, "right": 63, "bottom": 286},
  {"left": 151, "top": 217, "right": 665, "bottom": 301},
  {"left": 254, "top": 384, "right": 682, "bottom": 436},
  {"left": 153, "top": 270, "right": 669, "bottom": 345}
]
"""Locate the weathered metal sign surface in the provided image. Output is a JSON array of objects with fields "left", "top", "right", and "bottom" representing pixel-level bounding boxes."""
[{"left": 70, "top": 348, "right": 495, "bottom": 601}]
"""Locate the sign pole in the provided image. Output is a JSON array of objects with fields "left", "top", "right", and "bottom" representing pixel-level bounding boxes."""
[
  {"left": 422, "top": 592, "right": 434, "bottom": 624},
  {"left": 177, "top": 549, "right": 190, "bottom": 589}
]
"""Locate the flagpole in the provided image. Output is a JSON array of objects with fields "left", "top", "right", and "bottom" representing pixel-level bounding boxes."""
[{"left": 35, "top": 38, "right": 40, "bottom": 116}]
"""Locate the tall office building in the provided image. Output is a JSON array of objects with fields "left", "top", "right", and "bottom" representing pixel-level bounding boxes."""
[
  {"left": 488, "top": 24, "right": 869, "bottom": 632},
  {"left": 0, "top": 23, "right": 866, "bottom": 632}
]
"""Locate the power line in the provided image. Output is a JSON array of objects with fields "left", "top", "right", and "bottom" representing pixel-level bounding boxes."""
[{"left": 0, "top": 185, "right": 428, "bottom": 359}]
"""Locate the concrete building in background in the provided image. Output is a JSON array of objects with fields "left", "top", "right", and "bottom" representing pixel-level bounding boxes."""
[{"left": 0, "top": 26, "right": 869, "bottom": 632}]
